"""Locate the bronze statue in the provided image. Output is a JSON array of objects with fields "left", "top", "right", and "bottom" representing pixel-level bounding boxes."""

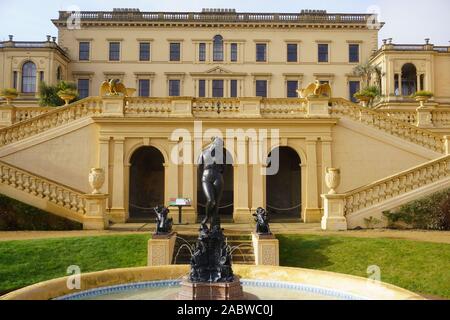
[
  {"left": 189, "top": 137, "right": 234, "bottom": 283},
  {"left": 253, "top": 207, "right": 271, "bottom": 235},
  {"left": 154, "top": 205, "right": 173, "bottom": 235},
  {"left": 198, "top": 137, "right": 225, "bottom": 231}
]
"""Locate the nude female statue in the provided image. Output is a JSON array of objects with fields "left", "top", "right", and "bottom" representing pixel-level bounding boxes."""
[{"left": 198, "top": 137, "right": 225, "bottom": 231}]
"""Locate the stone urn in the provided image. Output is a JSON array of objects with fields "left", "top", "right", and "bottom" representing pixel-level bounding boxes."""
[
  {"left": 325, "top": 168, "right": 341, "bottom": 195},
  {"left": 88, "top": 168, "right": 105, "bottom": 194},
  {"left": 58, "top": 93, "right": 76, "bottom": 106},
  {"left": 1, "top": 93, "right": 18, "bottom": 105},
  {"left": 415, "top": 95, "right": 430, "bottom": 108}
]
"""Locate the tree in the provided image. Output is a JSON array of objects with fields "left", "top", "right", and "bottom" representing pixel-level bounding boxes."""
[
  {"left": 352, "top": 61, "right": 381, "bottom": 88},
  {"left": 38, "top": 81, "right": 78, "bottom": 107}
]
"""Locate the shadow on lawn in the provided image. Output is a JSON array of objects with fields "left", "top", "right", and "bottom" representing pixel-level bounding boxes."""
[{"left": 277, "top": 235, "right": 343, "bottom": 269}]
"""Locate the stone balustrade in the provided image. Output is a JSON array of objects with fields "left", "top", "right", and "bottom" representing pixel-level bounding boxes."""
[
  {"left": 0, "top": 161, "right": 86, "bottom": 215},
  {"left": 0, "top": 97, "right": 102, "bottom": 147},
  {"left": 377, "top": 108, "right": 450, "bottom": 129},
  {"left": 344, "top": 155, "right": 450, "bottom": 216},
  {"left": 330, "top": 98, "right": 446, "bottom": 153},
  {"left": 15, "top": 107, "right": 54, "bottom": 122},
  {"left": 261, "top": 98, "right": 307, "bottom": 116},
  {"left": 124, "top": 97, "right": 172, "bottom": 116}
]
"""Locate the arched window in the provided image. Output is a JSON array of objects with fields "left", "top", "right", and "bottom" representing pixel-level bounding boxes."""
[
  {"left": 213, "top": 35, "right": 223, "bottom": 62},
  {"left": 401, "top": 63, "right": 417, "bottom": 96},
  {"left": 56, "top": 66, "right": 63, "bottom": 81},
  {"left": 22, "top": 61, "right": 37, "bottom": 93}
]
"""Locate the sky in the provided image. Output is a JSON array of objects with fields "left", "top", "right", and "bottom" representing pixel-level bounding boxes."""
[{"left": 0, "top": 0, "right": 449, "bottom": 46}]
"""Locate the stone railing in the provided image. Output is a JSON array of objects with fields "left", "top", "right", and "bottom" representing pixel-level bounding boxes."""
[
  {"left": 377, "top": 108, "right": 450, "bottom": 128},
  {"left": 15, "top": 107, "right": 54, "bottom": 122},
  {"left": 431, "top": 109, "right": 450, "bottom": 127},
  {"left": 330, "top": 98, "right": 445, "bottom": 153},
  {"left": 261, "top": 98, "right": 307, "bottom": 116},
  {"left": 376, "top": 109, "right": 417, "bottom": 125},
  {"left": 0, "top": 97, "right": 102, "bottom": 147},
  {"left": 343, "top": 155, "right": 450, "bottom": 216},
  {"left": 56, "top": 10, "right": 374, "bottom": 25},
  {"left": 192, "top": 98, "right": 240, "bottom": 114},
  {"left": 0, "top": 160, "right": 86, "bottom": 215},
  {"left": 124, "top": 97, "right": 172, "bottom": 116}
]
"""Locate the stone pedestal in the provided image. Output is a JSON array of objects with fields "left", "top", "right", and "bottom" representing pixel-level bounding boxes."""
[
  {"left": 251, "top": 232, "right": 279, "bottom": 266},
  {"left": 0, "top": 105, "right": 16, "bottom": 128},
  {"left": 239, "top": 97, "right": 262, "bottom": 117},
  {"left": 444, "top": 136, "right": 450, "bottom": 155},
  {"left": 101, "top": 96, "right": 125, "bottom": 117},
  {"left": 147, "top": 232, "right": 177, "bottom": 266},
  {"left": 304, "top": 208, "right": 322, "bottom": 223},
  {"left": 416, "top": 107, "right": 433, "bottom": 128},
  {"left": 177, "top": 276, "right": 245, "bottom": 300},
  {"left": 306, "top": 97, "right": 330, "bottom": 117},
  {"left": 171, "top": 98, "right": 193, "bottom": 117},
  {"left": 83, "top": 194, "right": 109, "bottom": 230},
  {"left": 321, "top": 194, "right": 347, "bottom": 231}
]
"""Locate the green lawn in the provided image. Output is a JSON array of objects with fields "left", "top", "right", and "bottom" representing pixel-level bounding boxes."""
[
  {"left": 278, "top": 234, "right": 450, "bottom": 299},
  {"left": 0, "top": 233, "right": 449, "bottom": 298}
]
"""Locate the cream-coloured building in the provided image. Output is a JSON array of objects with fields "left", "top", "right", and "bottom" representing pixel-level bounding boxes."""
[{"left": 0, "top": 8, "right": 449, "bottom": 230}]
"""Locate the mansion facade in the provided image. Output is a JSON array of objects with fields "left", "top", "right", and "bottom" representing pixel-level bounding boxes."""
[{"left": 0, "top": 9, "right": 449, "bottom": 230}]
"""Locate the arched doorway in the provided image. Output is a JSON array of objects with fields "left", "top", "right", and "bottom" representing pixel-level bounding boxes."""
[
  {"left": 401, "top": 63, "right": 417, "bottom": 96},
  {"left": 197, "top": 148, "right": 234, "bottom": 221},
  {"left": 129, "top": 146, "right": 165, "bottom": 220},
  {"left": 266, "top": 147, "right": 301, "bottom": 220}
]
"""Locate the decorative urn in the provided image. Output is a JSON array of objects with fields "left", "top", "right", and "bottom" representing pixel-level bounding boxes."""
[
  {"left": 325, "top": 167, "right": 341, "bottom": 195},
  {"left": 88, "top": 168, "right": 105, "bottom": 194},
  {"left": 57, "top": 92, "right": 76, "bottom": 106}
]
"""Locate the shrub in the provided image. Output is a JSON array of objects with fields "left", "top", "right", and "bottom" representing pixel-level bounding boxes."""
[
  {"left": 383, "top": 188, "right": 450, "bottom": 230},
  {"left": 353, "top": 86, "right": 381, "bottom": 107},
  {"left": 0, "top": 194, "right": 82, "bottom": 230},
  {"left": 1, "top": 88, "right": 18, "bottom": 96},
  {"left": 39, "top": 81, "right": 78, "bottom": 107},
  {"left": 412, "top": 91, "right": 434, "bottom": 98}
]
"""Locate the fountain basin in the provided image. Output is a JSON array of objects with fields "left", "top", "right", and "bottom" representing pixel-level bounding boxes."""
[{"left": 0, "top": 265, "right": 424, "bottom": 300}]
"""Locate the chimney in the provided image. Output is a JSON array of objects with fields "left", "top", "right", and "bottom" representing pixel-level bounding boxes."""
[
  {"left": 46, "top": 35, "right": 51, "bottom": 42},
  {"left": 425, "top": 38, "right": 430, "bottom": 44},
  {"left": 8, "top": 35, "right": 13, "bottom": 41},
  {"left": 52, "top": 37, "right": 57, "bottom": 43}
]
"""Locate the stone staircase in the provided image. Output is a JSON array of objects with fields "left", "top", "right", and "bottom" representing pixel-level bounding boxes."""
[{"left": 172, "top": 234, "right": 255, "bottom": 265}]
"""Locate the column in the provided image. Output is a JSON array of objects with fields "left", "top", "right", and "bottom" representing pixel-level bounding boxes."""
[
  {"left": 181, "top": 137, "right": 196, "bottom": 223},
  {"left": 234, "top": 138, "right": 250, "bottom": 222},
  {"left": 304, "top": 138, "right": 321, "bottom": 223},
  {"left": 110, "top": 137, "right": 125, "bottom": 223},
  {"left": 398, "top": 73, "right": 403, "bottom": 96},
  {"left": 98, "top": 137, "right": 110, "bottom": 196},
  {"left": 417, "top": 74, "right": 421, "bottom": 91},
  {"left": 251, "top": 163, "right": 265, "bottom": 213},
  {"left": 165, "top": 140, "right": 179, "bottom": 220},
  {"left": 321, "top": 138, "right": 333, "bottom": 195}
]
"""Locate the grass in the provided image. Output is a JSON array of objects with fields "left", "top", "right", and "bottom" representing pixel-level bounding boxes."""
[
  {"left": 0, "top": 233, "right": 449, "bottom": 298},
  {"left": 278, "top": 234, "right": 450, "bottom": 299}
]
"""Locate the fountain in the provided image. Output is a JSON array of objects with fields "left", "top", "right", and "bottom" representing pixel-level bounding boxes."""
[{"left": 177, "top": 137, "right": 244, "bottom": 300}]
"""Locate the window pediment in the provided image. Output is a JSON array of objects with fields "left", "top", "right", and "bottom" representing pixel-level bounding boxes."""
[{"left": 190, "top": 66, "right": 247, "bottom": 77}]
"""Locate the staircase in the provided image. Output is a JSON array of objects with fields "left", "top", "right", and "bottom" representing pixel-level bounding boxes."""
[
  {"left": 0, "top": 160, "right": 89, "bottom": 224},
  {"left": 341, "top": 155, "right": 450, "bottom": 228},
  {"left": 172, "top": 234, "right": 255, "bottom": 265}
]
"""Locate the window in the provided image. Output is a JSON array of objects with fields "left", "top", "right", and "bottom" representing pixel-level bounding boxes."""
[
  {"left": 79, "top": 42, "right": 90, "bottom": 61},
  {"left": 213, "top": 35, "right": 224, "bottom": 62},
  {"left": 21, "top": 61, "right": 36, "bottom": 93},
  {"left": 287, "top": 81, "right": 298, "bottom": 98},
  {"left": 198, "top": 80, "right": 206, "bottom": 97},
  {"left": 56, "top": 67, "right": 62, "bottom": 81},
  {"left": 349, "top": 81, "right": 360, "bottom": 103},
  {"left": 140, "top": 42, "right": 150, "bottom": 61},
  {"left": 170, "top": 43, "right": 181, "bottom": 61},
  {"left": 13, "top": 71, "right": 17, "bottom": 89},
  {"left": 199, "top": 43, "right": 206, "bottom": 62},
  {"left": 287, "top": 44, "right": 298, "bottom": 62},
  {"left": 318, "top": 44, "right": 329, "bottom": 63},
  {"left": 349, "top": 44, "right": 359, "bottom": 63},
  {"left": 212, "top": 80, "right": 224, "bottom": 98},
  {"left": 39, "top": 71, "right": 44, "bottom": 82},
  {"left": 256, "top": 80, "right": 267, "bottom": 97},
  {"left": 230, "top": 43, "right": 238, "bottom": 62},
  {"left": 138, "top": 79, "right": 150, "bottom": 97},
  {"left": 256, "top": 43, "right": 267, "bottom": 62},
  {"left": 230, "top": 80, "right": 238, "bottom": 98},
  {"left": 169, "top": 80, "right": 180, "bottom": 96},
  {"left": 109, "top": 42, "right": 120, "bottom": 61},
  {"left": 77, "top": 79, "right": 89, "bottom": 99}
]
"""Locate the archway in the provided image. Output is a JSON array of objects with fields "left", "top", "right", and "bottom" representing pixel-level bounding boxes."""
[
  {"left": 266, "top": 146, "right": 301, "bottom": 220},
  {"left": 197, "top": 148, "right": 234, "bottom": 221},
  {"left": 22, "top": 61, "right": 37, "bottom": 93},
  {"left": 129, "top": 146, "right": 165, "bottom": 220},
  {"left": 401, "top": 63, "right": 417, "bottom": 96}
]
